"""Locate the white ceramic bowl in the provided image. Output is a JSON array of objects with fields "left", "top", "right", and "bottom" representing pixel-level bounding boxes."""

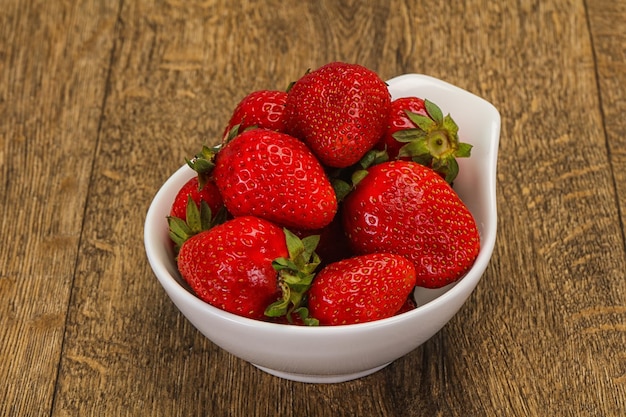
[{"left": 144, "top": 74, "right": 500, "bottom": 383}]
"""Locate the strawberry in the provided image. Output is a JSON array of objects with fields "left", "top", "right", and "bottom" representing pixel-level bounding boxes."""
[
  {"left": 284, "top": 62, "right": 391, "bottom": 168},
  {"left": 212, "top": 128, "right": 338, "bottom": 230},
  {"left": 221, "top": 89, "right": 287, "bottom": 141},
  {"left": 177, "top": 216, "right": 285, "bottom": 320},
  {"left": 384, "top": 97, "right": 472, "bottom": 183},
  {"left": 169, "top": 176, "right": 224, "bottom": 221},
  {"left": 176, "top": 216, "right": 320, "bottom": 322},
  {"left": 307, "top": 253, "right": 417, "bottom": 325},
  {"left": 342, "top": 160, "right": 480, "bottom": 289}
]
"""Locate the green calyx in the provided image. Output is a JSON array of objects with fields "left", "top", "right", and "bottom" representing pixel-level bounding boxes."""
[
  {"left": 167, "top": 196, "right": 227, "bottom": 252},
  {"left": 329, "top": 147, "right": 388, "bottom": 201},
  {"left": 265, "top": 229, "right": 321, "bottom": 326},
  {"left": 186, "top": 144, "right": 220, "bottom": 189},
  {"left": 393, "top": 99, "right": 472, "bottom": 183}
]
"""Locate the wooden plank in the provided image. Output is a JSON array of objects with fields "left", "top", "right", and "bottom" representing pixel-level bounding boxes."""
[
  {"left": 48, "top": 0, "right": 626, "bottom": 416},
  {"left": 468, "top": 0, "right": 626, "bottom": 414},
  {"left": 474, "top": 1, "right": 626, "bottom": 414},
  {"left": 585, "top": 0, "right": 626, "bottom": 409},
  {"left": 589, "top": 3, "right": 626, "bottom": 220},
  {"left": 0, "top": 1, "right": 118, "bottom": 416}
]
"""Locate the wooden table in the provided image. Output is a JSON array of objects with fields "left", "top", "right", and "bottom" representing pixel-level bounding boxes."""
[{"left": 2, "top": 1, "right": 625, "bottom": 415}]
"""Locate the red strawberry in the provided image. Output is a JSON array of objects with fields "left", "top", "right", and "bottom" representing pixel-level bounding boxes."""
[
  {"left": 177, "top": 216, "right": 286, "bottom": 319},
  {"left": 307, "top": 253, "right": 417, "bottom": 325},
  {"left": 222, "top": 90, "right": 287, "bottom": 141},
  {"left": 342, "top": 160, "right": 480, "bottom": 289},
  {"left": 176, "top": 216, "right": 320, "bottom": 322},
  {"left": 383, "top": 97, "right": 472, "bottom": 183},
  {"left": 212, "top": 128, "right": 338, "bottom": 230},
  {"left": 284, "top": 62, "right": 391, "bottom": 168},
  {"left": 169, "top": 176, "right": 224, "bottom": 221}
]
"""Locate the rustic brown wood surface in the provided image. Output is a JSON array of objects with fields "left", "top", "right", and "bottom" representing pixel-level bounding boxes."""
[{"left": 1, "top": 0, "right": 625, "bottom": 415}]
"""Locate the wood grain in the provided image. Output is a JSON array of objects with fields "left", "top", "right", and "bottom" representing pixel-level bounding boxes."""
[
  {"left": 0, "top": 1, "right": 118, "bottom": 416},
  {"left": 1, "top": 0, "right": 625, "bottom": 416}
]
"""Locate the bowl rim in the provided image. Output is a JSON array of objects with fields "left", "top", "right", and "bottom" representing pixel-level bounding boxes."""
[{"left": 144, "top": 73, "right": 500, "bottom": 334}]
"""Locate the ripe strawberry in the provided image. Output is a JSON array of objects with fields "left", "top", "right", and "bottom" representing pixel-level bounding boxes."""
[
  {"left": 342, "top": 160, "right": 480, "bottom": 289},
  {"left": 177, "top": 216, "right": 285, "bottom": 319},
  {"left": 212, "top": 128, "right": 338, "bottom": 230},
  {"left": 284, "top": 62, "right": 391, "bottom": 168},
  {"left": 176, "top": 216, "right": 320, "bottom": 322},
  {"left": 307, "top": 253, "right": 417, "bottom": 325},
  {"left": 169, "top": 176, "right": 224, "bottom": 221},
  {"left": 383, "top": 97, "right": 472, "bottom": 183},
  {"left": 221, "top": 90, "right": 287, "bottom": 141}
]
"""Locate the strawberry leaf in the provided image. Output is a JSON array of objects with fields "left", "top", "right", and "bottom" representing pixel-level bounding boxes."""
[
  {"left": 272, "top": 258, "right": 299, "bottom": 272},
  {"left": 186, "top": 144, "right": 220, "bottom": 188},
  {"left": 358, "top": 148, "right": 389, "bottom": 169},
  {"left": 446, "top": 159, "right": 460, "bottom": 184},
  {"left": 405, "top": 111, "right": 436, "bottom": 132},
  {"left": 398, "top": 138, "right": 431, "bottom": 160},
  {"left": 200, "top": 201, "right": 214, "bottom": 229},
  {"left": 392, "top": 128, "right": 426, "bottom": 143},
  {"left": 351, "top": 169, "right": 369, "bottom": 187},
  {"left": 167, "top": 198, "right": 226, "bottom": 252},
  {"left": 265, "top": 282, "right": 290, "bottom": 318},
  {"left": 424, "top": 99, "right": 443, "bottom": 123},
  {"left": 284, "top": 228, "right": 305, "bottom": 260},
  {"left": 186, "top": 199, "right": 220, "bottom": 234},
  {"left": 266, "top": 229, "right": 321, "bottom": 325},
  {"left": 167, "top": 216, "right": 192, "bottom": 249},
  {"left": 293, "top": 307, "right": 319, "bottom": 326},
  {"left": 331, "top": 178, "right": 353, "bottom": 202},
  {"left": 223, "top": 123, "right": 242, "bottom": 143},
  {"left": 185, "top": 196, "right": 202, "bottom": 233},
  {"left": 432, "top": 157, "right": 460, "bottom": 184},
  {"left": 301, "top": 235, "right": 321, "bottom": 268},
  {"left": 456, "top": 142, "right": 473, "bottom": 158},
  {"left": 186, "top": 157, "right": 213, "bottom": 173},
  {"left": 426, "top": 131, "right": 453, "bottom": 158},
  {"left": 442, "top": 114, "right": 459, "bottom": 137}
]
